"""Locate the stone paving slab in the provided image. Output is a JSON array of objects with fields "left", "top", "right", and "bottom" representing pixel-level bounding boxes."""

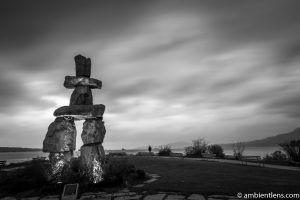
[
  {"left": 80, "top": 194, "right": 98, "bottom": 200},
  {"left": 150, "top": 174, "right": 160, "bottom": 178},
  {"left": 208, "top": 195, "right": 237, "bottom": 199},
  {"left": 165, "top": 194, "right": 186, "bottom": 200},
  {"left": 20, "top": 197, "right": 40, "bottom": 200},
  {"left": 187, "top": 194, "right": 206, "bottom": 200},
  {"left": 132, "top": 184, "right": 144, "bottom": 188},
  {"left": 114, "top": 195, "right": 142, "bottom": 200},
  {"left": 0, "top": 192, "right": 242, "bottom": 200},
  {"left": 0, "top": 197, "right": 16, "bottom": 200},
  {"left": 40, "top": 196, "right": 60, "bottom": 200},
  {"left": 143, "top": 194, "right": 166, "bottom": 200},
  {"left": 143, "top": 178, "right": 158, "bottom": 184},
  {"left": 114, "top": 192, "right": 136, "bottom": 197},
  {"left": 93, "top": 192, "right": 108, "bottom": 197},
  {"left": 119, "top": 189, "right": 130, "bottom": 193}
]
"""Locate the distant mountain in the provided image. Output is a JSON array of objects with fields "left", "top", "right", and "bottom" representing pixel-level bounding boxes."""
[
  {"left": 136, "top": 141, "right": 191, "bottom": 150},
  {"left": 220, "top": 127, "right": 300, "bottom": 148},
  {"left": 0, "top": 147, "right": 42, "bottom": 152},
  {"left": 164, "top": 141, "right": 191, "bottom": 149}
]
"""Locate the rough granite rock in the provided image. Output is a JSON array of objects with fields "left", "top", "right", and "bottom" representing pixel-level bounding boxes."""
[
  {"left": 64, "top": 76, "right": 102, "bottom": 89},
  {"left": 81, "top": 119, "right": 106, "bottom": 144},
  {"left": 70, "top": 86, "right": 93, "bottom": 105},
  {"left": 54, "top": 104, "right": 105, "bottom": 120},
  {"left": 75, "top": 55, "right": 91, "bottom": 77},
  {"left": 43, "top": 117, "right": 76, "bottom": 153},
  {"left": 80, "top": 144, "right": 105, "bottom": 165},
  {"left": 48, "top": 152, "right": 72, "bottom": 182},
  {"left": 80, "top": 144, "right": 105, "bottom": 183}
]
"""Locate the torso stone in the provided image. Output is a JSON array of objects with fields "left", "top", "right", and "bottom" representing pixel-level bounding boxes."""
[
  {"left": 43, "top": 117, "right": 76, "bottom": 153},
  {"left": 70, "top": 86, "right": 93, "bottom": 105},
  {"left": 81, "top": 119, "right": 106, "bottom": 144}
]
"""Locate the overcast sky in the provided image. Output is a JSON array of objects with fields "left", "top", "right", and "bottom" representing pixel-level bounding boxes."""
[{"left": 1, "top": 1, "right": 300, "bottom": 149}]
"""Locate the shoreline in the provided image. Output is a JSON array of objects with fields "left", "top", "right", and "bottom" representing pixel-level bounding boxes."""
[{"left": 0, "top": 146, "right": 282, "bottom": 164}]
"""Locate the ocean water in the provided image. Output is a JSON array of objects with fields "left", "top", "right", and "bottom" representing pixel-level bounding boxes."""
[
  {"left": 222, "top": 146, "right": 282, "bottom": 157},
  {"left": 0, "top": 151, "right": 49, "bottom": 164},
  {"left": 0, "top": 146, "right": 283, "bottom": 163}
]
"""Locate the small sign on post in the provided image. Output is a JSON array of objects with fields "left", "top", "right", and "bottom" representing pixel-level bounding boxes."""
[{"left": 61, "top": 183, "right": 79, "bottom": 200}]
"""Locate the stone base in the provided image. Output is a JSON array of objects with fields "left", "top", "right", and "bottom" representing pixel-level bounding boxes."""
[
  {"left": 80, "top": 144, "right": 105, "bottom": 183},
  {"left": 48, "top": 152, "right": 72, "bottom": 182}
]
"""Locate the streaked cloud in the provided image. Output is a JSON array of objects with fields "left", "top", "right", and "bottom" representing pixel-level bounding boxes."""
[{"left": 0, "top": 1, "right": 300, "bottom": 149}]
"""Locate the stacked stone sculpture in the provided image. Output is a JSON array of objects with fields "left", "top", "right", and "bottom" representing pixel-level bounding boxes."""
[{"left": 43, "top": 55, "right": 106, "bottom": 183}]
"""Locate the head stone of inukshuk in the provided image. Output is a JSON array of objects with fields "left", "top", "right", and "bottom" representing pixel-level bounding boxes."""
[{"left": 42, "top": 55, "right": 106, "bottom": 183}]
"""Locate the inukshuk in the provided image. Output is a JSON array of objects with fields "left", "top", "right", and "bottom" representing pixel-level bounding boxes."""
[{"left": 43, "top": 55, "right": 106, "bottom": 183}]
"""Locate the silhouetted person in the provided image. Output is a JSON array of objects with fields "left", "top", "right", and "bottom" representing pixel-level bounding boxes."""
[{"left": 148, "top": 145, "right": 152, "bottom": 153}]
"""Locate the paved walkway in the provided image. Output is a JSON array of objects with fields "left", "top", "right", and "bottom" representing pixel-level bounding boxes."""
[
  {"left": 0, "top": 191, "right": 240, "bottom": 200},
  {"left": 0, "top": 173, "right": 241, "bottom": 200}
]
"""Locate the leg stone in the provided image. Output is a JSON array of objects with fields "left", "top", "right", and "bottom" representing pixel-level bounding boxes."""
[
  {"left": 80, "top": 144, "right": 105, "bottom": 183},
  {"left": 81, "top": 119, "right": 106, "bottom": 144},
  {"left": 43, "top": 117, "right": 76, "bottom": 181},
  {"left": 43, "top": 117, "right": 77, "bottom": 153}
]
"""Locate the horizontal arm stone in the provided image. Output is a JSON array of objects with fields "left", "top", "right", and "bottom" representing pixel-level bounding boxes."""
[
  {"left": 64, "top": 76, "right": 102, "bottom": 89},
  {"left": 54, "top": 104, "right": 105, "bottom": 120}
]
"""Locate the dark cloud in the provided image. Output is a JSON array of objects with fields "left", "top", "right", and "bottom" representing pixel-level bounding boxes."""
[
  {"left": 0, "top": 77, "right": 56, "bottom": 114},
  {"left": 264, "top": 92, "right": 300, "bottom": 118},
  {"left": 278, "top": 43, "right": 300, "bottom": 64},
  {"left": 123, "top": 35, "right": 201, "bottom": 62},
  {"left": 206, "top": 1, "right": 300, "bottom": 45},
  {"left": 1, "top": 1, "right": 300, "bottom": 148},
  {"left": 0, "top": 0, "right": 153, "bottom": 53}
]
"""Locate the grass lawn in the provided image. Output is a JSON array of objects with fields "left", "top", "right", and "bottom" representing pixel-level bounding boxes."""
[{"left": 127, "top": 156, "right": 300, "bottom": 196}]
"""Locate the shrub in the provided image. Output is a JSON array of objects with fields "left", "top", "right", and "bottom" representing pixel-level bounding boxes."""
[
  {"left": 108, "top": 152, "right": 128, "bottom": 157},
  {"left": 0, "top": 158, "right": 148, "bottom": 197},
  {"left": 279, "top": 140, "right": 300, "bottom": 162},
  {"left": 158, "top": 145, "right": 172, "bottom": 156},
  {"left": 21, "top": 160, "right": 49, "bottom": 185},
  {"left": 0, "top": 160, "right": 50, "bottom": 195},
  {"left": 208, "top": 144, "right": 225, "bottom": 158},
  {"left": 61, "top": 166, "right": 87, "bottom": 184},
  {"left": 185, "top": 137, "right": 208, "bottom": 158},
  {"left": 233, "top": 142, "right": 245, "bottom": 160},
  {"left": 102, "top": 157, "right": 146, "bottom": 186},
  {"left": 264, "top": 150, "right": 287, "bottom": 161},
  {"left": 70, "top": 157, "right": 81, "bottom": 172},
  {"left": 136, "top": 152, "right": 154, "bottom": 156}
]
